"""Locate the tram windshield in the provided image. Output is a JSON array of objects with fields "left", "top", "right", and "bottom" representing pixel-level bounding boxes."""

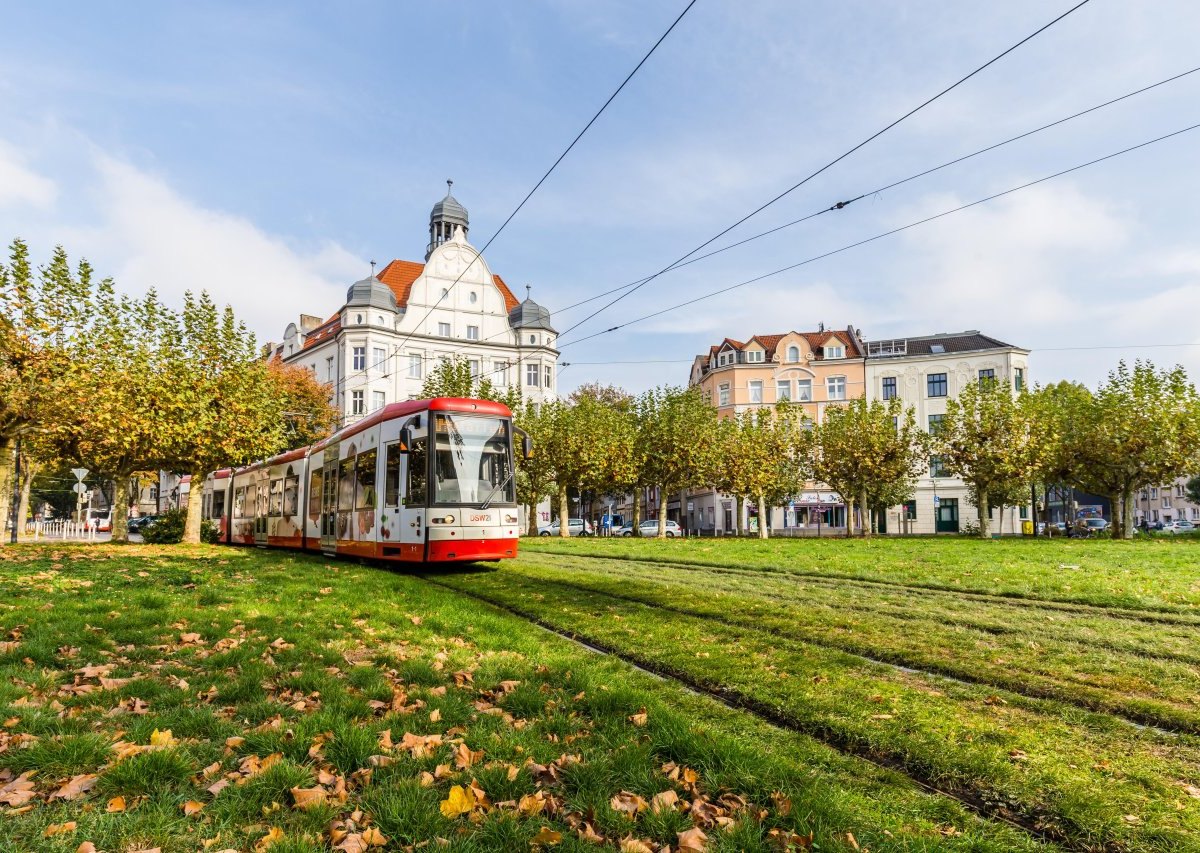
[{"left": 431, "top": 413, "right": 515, "bottom": 506}]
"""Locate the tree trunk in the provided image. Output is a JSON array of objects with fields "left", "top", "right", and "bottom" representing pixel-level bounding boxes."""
[
  {"left": 632, "top": 489, "right": 642, "bottom": 536},
  {"left": 732, "top": 495, "right": 741, "bottom": 536},
  {"left": 996, "top": 503, "right": 1005, "bottom": 537},
  {"left": 111, "top": 474, "right": 131, "bottom": 543},
  {"left": 183, "top": 468, "right": 208, "bottom": 544},
  {"left": 658, "top": 490, "right": 669, "bottom": 538},
  {"left": 17, "top": 459, "right": 40, "bottom": 540},
  {"left": 526, "top": 502, "right": 538, "bottom": 537},
  {"left": 844, "top": 497, "right": 854, "bottom": 538},
  {"left": 756, "top": 493, "right": 768, "bottom": 539},
  {"left": 859, "top": 487, "right": 871, "bottom": 538},
  {"left": 1121, "top": 487, "right": 1135, "bottom": 540},
  {"left": 558, "top": 485, "right": 570, "bottom": 538},
  {"left": 0, "top": 440, "right": 12, "bottom": 537},
  {"left": 977, "top": 491, "right": 990, "bottom": 539}
]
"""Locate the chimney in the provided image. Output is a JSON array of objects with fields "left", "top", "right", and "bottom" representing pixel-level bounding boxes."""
[{"left": 299, "top": 314, "right": 323, "bottom": 333}]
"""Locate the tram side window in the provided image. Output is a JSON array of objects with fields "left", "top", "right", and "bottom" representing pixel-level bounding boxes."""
[
  {"left": 407, "top": 437, "right": 428, "bottom": 505},
  {"left": 308, "top": 469, "right": 322, "bottom": 521},
  {"left": 338, "top": 458, "right": 355, "bottom": 511},
  {"left": 269, "top": 479, "right": 283, "bottom": 517},
  {"left": 283, "top": 476, "right": 299, "bottom": 517},
  {"left": 212, "top": 489, "right": 226, "bottom": 520},
  {"left": 355, "top": 449, "right": 377, "bottom": 509},
  {"left": 233, "top": 487, "right": 246, "bottom": 519},
  {"left": 384, "top": 443, "right": 401, "bottom": 507}
]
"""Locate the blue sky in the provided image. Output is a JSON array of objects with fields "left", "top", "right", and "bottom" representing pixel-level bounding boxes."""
[{"left": 2, "top": 0, "right": 1199, "bottom": 393}]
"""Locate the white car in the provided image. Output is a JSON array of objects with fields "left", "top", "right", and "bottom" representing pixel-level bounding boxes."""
[
  {"left": 1163, "top": 519, "right": 1196, "bottom": 535},
  {"left": 537, "top": 518, "right": 593, "bottom": 537},
  {"left": 617, "top": 519, "right": 681, "bottom": 537}
]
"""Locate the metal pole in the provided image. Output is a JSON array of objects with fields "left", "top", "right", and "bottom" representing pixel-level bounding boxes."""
[
  {"left": 1031, "top": 483, "right": 1038, "bottom": 537},
  {"left": 8, "top": 436, "right": 21, "bottom": 545}
]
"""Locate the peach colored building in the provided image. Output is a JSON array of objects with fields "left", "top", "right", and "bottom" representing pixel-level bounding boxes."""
[{"left": 685, "top": 326, "right": 866, "bottom": 533}]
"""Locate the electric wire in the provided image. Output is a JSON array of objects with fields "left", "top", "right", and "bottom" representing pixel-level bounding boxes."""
[
  {"left": 559, "top": 121, "right": 1200, "bottom": 348},
  {"left": 555, "top": 0, "right": 1095, "bottom": 342}
]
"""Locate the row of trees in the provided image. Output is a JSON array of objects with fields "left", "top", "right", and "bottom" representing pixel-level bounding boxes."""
[
  {"left": 1, "top": 239, "right": 338, "bottom": 543},
  {"left": 422, "top": 357, "right": 1200, "bottom": 540}
]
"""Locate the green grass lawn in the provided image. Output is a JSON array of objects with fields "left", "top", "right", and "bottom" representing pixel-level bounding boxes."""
[
  {"left": 426, "top": 536, "right": 1200, "bottom": 853},
  {"left": 0, "top": 543, "right": 1052, "bottom": 853}
]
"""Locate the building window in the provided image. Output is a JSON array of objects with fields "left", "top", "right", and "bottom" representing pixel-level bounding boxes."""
[
  {"left": 495, "top": 361, "right": 509, "bottom": 386},
  {"left": 1192, "top": 507, "right": 1199, "bottom": 520},
  {"left": 748, "top": 380, "right": 763, "bottom": 403},
  {"left": 351, "top": 391, "right": 365, "bottom": 415},
  {"left": 787, "top": 345, "right": 800, "bottom": 362},
  {"left": 825, "top": 345, "right": 844, "bottom": 359},
  {"left": 1019, "top": 505, "right": 1028, "bottom": 519},
  {"left": 1175, "top": 484, "right": 1185, "bottom": 497},
  {"left": 746, "top": 350, "right": 764, "bottom": 363},
  {"left": 718, "top": 383, "right": 730, "bottom": 406},
  {"left": 776, "top": 380, "right": 791, "bottom": 401},
  {"left": 466, "top": 325, "right": 480, "bottom": 340},
  {"left": 978, "top": 368, "right": 996, "bottom": 385},
  {"left": 795, "top": 379, "right": 812, "bottom": 401},
  {"left": 526, "top": 363, "right": 540, "bottom": 387},
  {"left": 1151, "top": 487, "right": 1159, "bottom": 499},
  {"left": 826, "top": 375, "right": 846, "bottom": 401},
  {"left": 544, "top": 365, "right": 552, "bottom": 387},
  {"left": 881, "top": 376, "right": 897, "bottom": 400},
  {"left": 1152, "top": 510, "right": 1160, "bottom": 522},
  {"left": 1162, "top": 497, "right": 1171, "bottom": 508},
  {"left": 529, "top": 334, "right": 537, "bottom": 345},
  {"left": 352, "top": 346, "right": 366, "bottom": 371},
  {"left": 469, "top": 292, "right": 477, "bottom": 304},
  {"left": 373, "top": 347, "right": 386, "bottom": 371},
  {"left": 437, "top": 322, "right": 451, "bottom": 337},
  {"left": 408, "top": 354, "right": 423, "bottom": 379},
  {"left": 1015, "top": 367, "right": 1025, "bottom": 390},
  {"left": 929, "top": 455, "right": 948, "bottom": 477},
  {"left": 904, "top": 500, "right": 917, "bottom": 520},
  {"left": 927, "top": 373, "right": 948, "bottom": 397},
  {"left": 468, "top": 359, "right": 480, "bottom": 377},
  {"left": 326, "top": 356, "right": 334, "bottom": 378},
  {"left": 355, "top": 314, "right": 363, "bottom": 325},
  {"left": 372, "top": 391, "right": 386, "bottom": 411},
  {"left": 928, "top": 414, "right": 944, "bottom": 435}
]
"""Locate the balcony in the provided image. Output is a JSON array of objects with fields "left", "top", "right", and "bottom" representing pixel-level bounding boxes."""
[{"left": 867, "top": 339, "right": 907, "bottom": 358}]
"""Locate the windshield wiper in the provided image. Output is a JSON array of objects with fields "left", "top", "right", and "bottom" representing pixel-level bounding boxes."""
[{"left": 480, "top": 465, "right": 514, "bottom": 510}]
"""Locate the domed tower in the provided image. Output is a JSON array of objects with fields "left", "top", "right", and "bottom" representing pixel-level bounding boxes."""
[
  {"left": 344, "top": 274, "right": 398, "bottom": 323},
  {"left": 508, "top": 287, "right": 556, "bottom": 335},
  {"left": 426, "top": 180, "right": 469, "bottom": 260}
]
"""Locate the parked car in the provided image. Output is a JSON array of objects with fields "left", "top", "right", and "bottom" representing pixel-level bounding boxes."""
[
  {"left": 128, "top": 515, "right": 159, "bottom": 533},
  {"left": 1163, "top": 519, "right": 1196, "bottom": 535},
  {"left": 537, "top": 518, "right": 593, "bottom": 537},
  {"left": 617, "top": 519, "right": 682, "bottom": 537},
  {"left": 1068, "top": 518, "right": 1108, "bottom": 538}
]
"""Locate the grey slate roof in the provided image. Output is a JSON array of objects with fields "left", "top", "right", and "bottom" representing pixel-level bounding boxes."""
[
  {"left": 345, "top": 276, "right": 399, "bottom": 312},
  {"left": 508, "top": 297, "right": 555, "bottom": 332},
  {"left": 866, "top": 330, "right": 1021, "bottom": 358},
  {"left": 430, "top": 192, "right": 469, "bottom": 227}
]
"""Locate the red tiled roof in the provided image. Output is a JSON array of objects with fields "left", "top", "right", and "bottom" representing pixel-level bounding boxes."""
[
  {"left": 801, "top": 330, "right": 860, "bottom": 357},
  {"left": 301, "top": 314, "right": 341, "bottom": 351},
  {"left": 704, "top": 330, "right": 861, "bottom": 361},
  {"left": 376, "top": 259, "right": 520, "bottom": 313}
]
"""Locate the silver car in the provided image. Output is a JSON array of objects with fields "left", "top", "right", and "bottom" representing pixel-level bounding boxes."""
[
  {"left": 537, "top": 518, "right": 593, "bottom": 537},
  {"left": 617, "top": 519, "right": 681, "bottom": 537}
]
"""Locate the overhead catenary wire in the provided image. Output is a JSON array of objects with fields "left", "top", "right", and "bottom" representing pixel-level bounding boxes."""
[
  {"left": 383, "top": 0, "right": 699, "bottom": 361},
  {"left": 342, "top": 62, "right": 1200, "bottom": 392},
  {"left": 555, "top": 0, "right": 1095, "bottom": 343},
  {"left": 329, "top": 58, "right": 1191, "bottom": 399},
  {"left": 559, "top": 121, "right": 1200, "bottom": 349}
]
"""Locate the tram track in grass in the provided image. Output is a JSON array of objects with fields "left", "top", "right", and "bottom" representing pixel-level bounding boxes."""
[
  {"left": 418, "top": 575, "right": 1071, "bottom": 853},
  {"left": 519, "top": 551, "right": 1200, "bottom": 671},
  {"left": 426, "top": 563, "right": 1200, "bottom": 853},
  {"left": 496, "top": 561, "right": 1200, "bottom": 737},
  {"left": 526, "top": 545, "right": 1200, "bottom": 628}
]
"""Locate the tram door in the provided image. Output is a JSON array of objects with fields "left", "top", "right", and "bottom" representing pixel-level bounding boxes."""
[
  {"left": 399, "top": 429, "right": 428, "bottom": 554},
  {"left": 253, "top": 473, "right": 268, "bottom": 546},
  {"left": 320, "top": 448, "right": 339, "bottom": 552}
]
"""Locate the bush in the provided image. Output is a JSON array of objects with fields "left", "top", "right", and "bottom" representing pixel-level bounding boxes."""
[{"left": 140, "top": 508, "right": 218, "bottom": 544}]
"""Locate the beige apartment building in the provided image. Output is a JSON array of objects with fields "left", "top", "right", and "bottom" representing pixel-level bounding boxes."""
[{"left": 686, "top": 326, "right": 866, "bottom": 532}]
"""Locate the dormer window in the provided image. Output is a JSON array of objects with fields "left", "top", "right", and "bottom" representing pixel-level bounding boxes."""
[
  {"left": 825, "top": 345, "right": 844, "bottom": 359},
  {"left": 787, "top": 345, "right": 800, "bottom": 362},
  {"left": 746, "top": 350, "right": 764, "bottom": 363}
]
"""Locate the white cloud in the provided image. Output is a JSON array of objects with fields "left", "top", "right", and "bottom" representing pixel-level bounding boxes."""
[
  {"left": 55, "top": 153, "right": 361, "bottom": 343},
  {"left": 0, "top": 143, "right": 57, "bottom": 209}
]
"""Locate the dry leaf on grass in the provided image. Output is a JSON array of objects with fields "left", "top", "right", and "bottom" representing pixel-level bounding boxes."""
[
  {"left": 291, "top": 786, "right": 328, "bottom": 809},
  {"left": 44, "top": 821, "right": 77, "bottom": 837},
  {"left": 650, "top": 789, "right": 679, "bottom": 814},
  {"left": 50, "top": 773, "right": 98, "bottom": 801},
  {"left": 677, "top": 826, "right": 709, "bottom": 852},
  {"left": 610, "top": 791, "right": 648, "bottom": 817},
  {"left": 531, "top": 826, "right": 563, "bottom": 845},
  {"left": 106, "top": 795, "right": 126, "bottom": 812},
  {"left": 75, "top": 843, "right": 97, "bottom": 853},
  {"left": 182, "top": 800, "right": 205, "bottom": 815},
  {"left": 0, "top": 771, "right": 37, "bottom": 806},
  {"left": 440, "top": 784, "right": 477, "bottom": 818}
]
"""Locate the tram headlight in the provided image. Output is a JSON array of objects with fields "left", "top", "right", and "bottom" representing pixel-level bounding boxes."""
[{"left": 504, "top": 513, "right": 518, "bottom": 524}]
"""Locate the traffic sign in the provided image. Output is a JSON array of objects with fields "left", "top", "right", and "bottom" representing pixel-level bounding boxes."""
[
  {"left": 71, "top": 468, "right": 89, "bottom": 482},
  {"left": 72, "top": 483, "right": 88, "bottom": 494},
  {"left": 933, "top": 496, "right": 941, "bottom": 506}
]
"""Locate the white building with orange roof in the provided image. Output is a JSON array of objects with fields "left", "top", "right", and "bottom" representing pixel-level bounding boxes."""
[{"left": 277, "top": 183, "right": 558, "bottom": 424}]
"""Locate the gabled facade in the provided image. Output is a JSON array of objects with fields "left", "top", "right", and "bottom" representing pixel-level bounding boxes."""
[
  {"left": 277, "top": 184, "right": 558, "bottom": 425},
  {"left": 686, "top": 326, "right": 866, "bottom": 533},
  {"left": 863, "top": 330, "right": 1031, "bottom": 535}
]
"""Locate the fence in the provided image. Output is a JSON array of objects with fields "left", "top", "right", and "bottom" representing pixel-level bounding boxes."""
[{"left": 21, "top": 519, "right": 101, "bottom": 541}]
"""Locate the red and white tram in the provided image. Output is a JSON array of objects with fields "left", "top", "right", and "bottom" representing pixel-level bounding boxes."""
[{"left": 201, "top": 398, "right": 527, "bottom": 563}]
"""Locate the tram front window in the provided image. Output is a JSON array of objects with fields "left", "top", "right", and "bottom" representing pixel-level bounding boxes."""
[{"left": 432, "top": 414, "right": 514, "bottom": 506}]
